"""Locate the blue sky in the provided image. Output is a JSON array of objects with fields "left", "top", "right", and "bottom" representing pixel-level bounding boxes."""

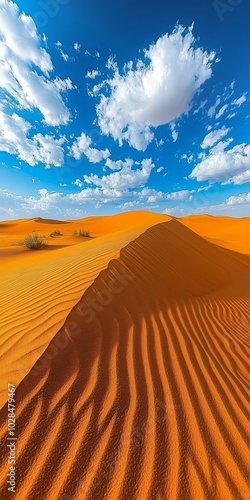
[{"left": 0, "top": 0, "right": 249, "bottom": 219}]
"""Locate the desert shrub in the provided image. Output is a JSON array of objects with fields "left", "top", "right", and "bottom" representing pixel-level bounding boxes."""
[
  {"left": 50, "top": 230, "right": 62, "bottom": 237},
  {"left": 22, "top": 234, "right": 47, "bottom": 250},
  {"left": 73, "top": 229, "right": 90, "bottom": 238}
]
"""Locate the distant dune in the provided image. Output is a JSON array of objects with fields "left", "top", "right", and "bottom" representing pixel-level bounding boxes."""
[{"left": 0, "top": 211, "right": 249, "bottom": 499}]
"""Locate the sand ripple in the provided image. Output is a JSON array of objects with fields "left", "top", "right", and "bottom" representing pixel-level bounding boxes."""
[{"left": 0, "top": 218, "right": 249, "bottom": 499}]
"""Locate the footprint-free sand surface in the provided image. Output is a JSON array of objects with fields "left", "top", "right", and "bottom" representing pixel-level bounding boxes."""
[{"left": 0, "top": 211, "right": 249, "bottom": 499}]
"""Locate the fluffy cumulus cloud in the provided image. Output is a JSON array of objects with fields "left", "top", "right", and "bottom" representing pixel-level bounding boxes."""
[
  {"left": 226, "top": 192, "right": 250, "bottom": 205},
  {"left": 0, "top": 0, "right": 73, "bottom": 126},
  {"left": 96, "top": 24, "right": 215, "bottom": 150},
  {"left": 190, "top": 143, "right": 250, "bottom": 184},
  {"left": 83, "top": 158, "right": 155, "bottom": 190},
  {"left": 0, "top": 110, "right": 65, "bottom": 167},
  {"left": 0, "top": 187, "right": 65, "bottom": 218},
  {"left": 3, "top": 184, "right": 249, "bottom": 220},
  {"left": 105, "top": 158, "right": 134, "bottom": 171},
  {"left": 0, "top": 185, "right": 194, "bottom": 220},
  {"left": 70, "top": 132, "right": 111, "bottom": 163},
  {"left": 22, "top": 188, "right": 63, "bottom": 211}
]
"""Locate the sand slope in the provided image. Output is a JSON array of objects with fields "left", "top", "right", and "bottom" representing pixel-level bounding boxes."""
[
  {"left": 179, "top": 214, "right": 250, "bottom": 254},
  {"left": 0, "top": 211, "right": 168, "bottom": 254},
  {"left": 0, "top": 215, "right": 249, "bottom": 500},
  {"left": 0, "top": 212, "right": 168, "bottom": 409}
]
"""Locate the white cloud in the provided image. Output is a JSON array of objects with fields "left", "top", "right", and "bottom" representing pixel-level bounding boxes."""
[
  {"left": 162, "top": 190, "right": 250, "bottom": 218},
  {"left": 0, "top": 110, "right": 65, "bottom": 167},
  {"left": 156, "top": 166, "right": 164, "bottom": 173},
  {"left": 1, "top": 181, "right": 249, "bottom": 221},
  {"left": 165, "top": 190, "right": 194, "bottom": 201},
  {"left": 84, "top": 148, "right": 110, "bottom": 164},
  {"left": 201, "top": 126, "right": 230, "bottom": 149},
  {"left": 52, "top": 76, "right": 75, "bottom": 92},
  {"left": 139, "top": 187, "right": 194, "bottom": 203},
  {"left": 233, "top": 94, "right": 247, "bottom": 106},
  {"left": 227, "top": 112, "right": 237, "bottom": 120},
  {"left": 193, "top": 100, "right": 207, "bottom": 114},
  {"left": 0, "top": 1, "right": 72, "bottom": 126},
  {"left": 208, "top": 97, "right": 221, "bottom": 117},
  {"left": 190, "top": 143, "right": 250, "bottom": 184},
  {"left": 73, "top": 179, "right": 83, "bottom": 188},
  {"left": 163, "top": 206, "right": 187, "bottom": 216},
  {"left": 210, "top": 137, "right": 233, "bottom": 154},
  {"left": 59, "top": 49, "right": 69, "bottom": 62},
  {"left": 105, "top": 158, "right": 133, "bottom": 171},
  {"left": 84, "top": 49, "right": 100, "bottom": 59},
  {"left": 85, "top": 69, "right": 101, "bottom": 80},
  {"left": 106, "top": 55, "right": 118, "bottom": 71},
  {"left": 215, "top": 104, "right": 228, "bottom": 119},
  {"left": 70, "top": 132, "right": 111, "bottom": 163},
  {"left": 71, "top": 132, "right": 91, "bottom": 158},
  {"left": 226, "top": 192, "right": 250, "bottom": 205},
  {"left": 227, "top": 170, "right": 250, "bottom": 185},
  {"left": 42, "top": 34, "right": 48, "bottom": 45},
  {"left": 119, "top": 201, "right": 142, "bottom": 209},
  {"left": 156, "top": 138, "right": 164, "bottom": 148},
  {"left": 197, "top": 185, "right": 212, "bottom": 192},
  {"left": 84, "top": 158, "right": 155, "bottom": 190},
  {"left": 96, "top": 24, "right": 215, "bottom": 150},
  {"left": 23, "top": 189, "right": 63, "bottom": 211},
  {"left": 73, "top": 42, "right": 81, "bottom": 52},
  {"left": 181, "top": 153, "right": 194, "bottom": 163},
  {"left": 170, "top": 123, "right": 178, "bottom": 142}
]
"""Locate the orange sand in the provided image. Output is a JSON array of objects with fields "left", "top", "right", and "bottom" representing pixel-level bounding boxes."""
[
  {"left": 179, "top": 214, "right": 250, "bottom": 254},
  {"left": 0, "top": 211, "right": 249, "bottom": 500}
]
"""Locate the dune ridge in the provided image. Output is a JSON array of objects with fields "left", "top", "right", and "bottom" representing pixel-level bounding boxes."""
[
  {"left": 0, "top": 218, "right": 249, "bottom": 499},
  {"left": 0, "top": 213, "right": 169, "bottom": 409}
]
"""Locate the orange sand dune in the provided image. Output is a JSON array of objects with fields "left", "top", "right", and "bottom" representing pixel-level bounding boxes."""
[
  {"left": 0, "top": 211, "right": 169, "bottom": 408},
  {"left": 0, "top": 214, "right": 249, "bottom": 500},
  {"left": 0, "top": 211, "right": 168, "bottom": 256},
  {"left": 179, "top": 214, "right": 250, "bottom": 254}
]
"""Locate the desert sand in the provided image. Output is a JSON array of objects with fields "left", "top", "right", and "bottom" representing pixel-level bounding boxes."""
[{"left": 0, "top": 211, "right": 249, "bottom": 500}]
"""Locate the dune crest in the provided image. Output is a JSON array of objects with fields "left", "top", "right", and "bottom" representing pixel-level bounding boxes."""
[
  {"left": 0, "top": 212, "right": 169, "bottom": 408},
  {"left": 0, "top": 217, "right": 249, "bottom": 499}
]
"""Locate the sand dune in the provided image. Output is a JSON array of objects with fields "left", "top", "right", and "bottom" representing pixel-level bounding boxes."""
[
  {"left": 0, "top": 213, "right": 249, "bottom": 499},
  {"left": 180, "top": 214, "right": 250, "bottom": 254},
  {"left": 0, "top": 212, "right": 168, "bottom": 409}
]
